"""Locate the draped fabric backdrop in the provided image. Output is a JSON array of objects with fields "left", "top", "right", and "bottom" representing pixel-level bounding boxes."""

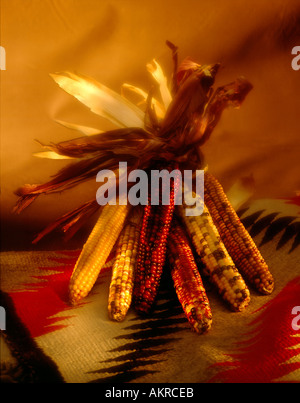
[
  {"left": 1, "top": 0, "right": 300, "bottom": 249},
  {"left": 0, "top": 0, "right": 300, "bottom": 383}
]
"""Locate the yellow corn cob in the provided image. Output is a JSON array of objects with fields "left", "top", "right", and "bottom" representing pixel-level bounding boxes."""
[
  {"left": 179, "top": 204, "right": 250, "bottom": 312},
  {"left": 108, "top": 210, "right": 142, "bottom": 321},
  {"left": 168, "top": 220, "right": 212, "bottom": 334},
  {"left": 69, "top": 203, "right": 130, "bottom": 304},
  {"left": 204, "top": 172, "right": 274, "bottom": 294}
]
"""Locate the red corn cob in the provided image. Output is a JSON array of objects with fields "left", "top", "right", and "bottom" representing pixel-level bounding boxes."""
[
  {"left": 133, "top": 164, "right": 181, "bottom": 314},
  {"left": 168, "top": 220, "right": 212, "bottom": 334}
]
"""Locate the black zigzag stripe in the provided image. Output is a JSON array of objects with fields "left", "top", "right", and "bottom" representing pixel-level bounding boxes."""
[
  {"left": 238, "top": 209, "right": 265, "bottom": 228},
  {"left": 276, "top": 221, "right": 299, "bottom": 251},
  {"left": 88, "top": 273, "right": 188, "bottom": 383},
  {"left": 260, "top": 216, "right": 296, "bottom": 246},
  {"left": 249, "top": 212, "right": 280, "bottom": 238},
  {"left": 289, "top": 222, "right": 300, "bottom": 253},
  {"left": 238, "top": 208, "right": 300, "bottom": 253},
  {"left": 101, "top": 348, "right": 172, "bottom": 364}
]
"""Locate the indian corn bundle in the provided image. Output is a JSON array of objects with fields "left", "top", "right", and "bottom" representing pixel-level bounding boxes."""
[{"left": 14, "top": 42, "right": 274, "bottom": 334}]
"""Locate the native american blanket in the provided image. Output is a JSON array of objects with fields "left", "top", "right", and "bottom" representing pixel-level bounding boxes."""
[{"left": 1, "top": 198, "right": 300, "bottom": 383}]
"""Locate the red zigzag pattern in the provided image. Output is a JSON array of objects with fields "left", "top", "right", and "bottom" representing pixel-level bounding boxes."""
[{"left": 209, "top": 276, "right": 300, "bottom": 383}]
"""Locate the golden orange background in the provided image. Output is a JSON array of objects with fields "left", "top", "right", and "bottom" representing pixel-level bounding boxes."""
[{"left": 1, "top": 0, "right": 300, "bottom": 250}]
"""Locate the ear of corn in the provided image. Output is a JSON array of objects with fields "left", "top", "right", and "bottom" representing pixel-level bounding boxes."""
[
  {"left": 69, "top": 203, "right": 130, "bottom": 304},
  {"left": 133, "top": 165, "right": 181, "bottom": 314},
  {"left": 133, "top": 201, "right": 173, "bottom": 314},
  {"left": 204, "top": 172, "right": 274, "bottom": 294},
  {"left": 179, "top": 204, "right": 251, "bottom": 312},
  {"left": 168, "top": 220, "right": 212, "bottom": 334},
  {"left": 108, "top": 209, "right": 142, "bottom": 321}
]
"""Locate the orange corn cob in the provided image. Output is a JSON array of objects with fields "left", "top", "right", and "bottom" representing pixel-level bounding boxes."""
[
  {"left": 168, "top": 220, "right": 212, "bottom": 334},
  {"left": 204, "top": 172, "right": 274, "bottom": 294},
  {"left": 133, "top": 164, "right": 181, "bottom": 314}
]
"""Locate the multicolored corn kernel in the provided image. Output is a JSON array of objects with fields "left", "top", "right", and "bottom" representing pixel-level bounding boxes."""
[
  {"left": 168, "top": 220, "right": 212, "bottom": 334},
  {"left": 108, "top": 210, "right": 142, "bottom": 321},
  {"left": 204, "top": 172, "right": 274, "bottom": 294},
  {"left": 179, "top": 204, "right": 251, "bottom": 312}
]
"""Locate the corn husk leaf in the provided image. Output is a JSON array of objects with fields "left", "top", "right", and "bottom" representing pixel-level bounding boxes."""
[
  {"left": 159, "top": 67, "right": 217, "bottom": 138},
  {"left": 13, "top": 155, "right": 125, "bottom": 213},
  {"left": 50, "top": 72, "right": 145, "bottom": 129},
  {"left": 32, "top": 199, "right": 100, "bottom": 244},
  {"left": 121, "top": 83, "right": 165, "bottom": 119},
  {"left": 33, "top": 151, "right": 75, "bottom": 160},
  {"left": 146, "top": 59, "right": 172, "bottom": 111},
  {"left": 121, "top": 83, "right": 148, "bottom": 106},
  {"left": 14, "top": 127, "right": 164, "bottom": 214},
  {"left": 190, "top": 77, "right": 253, "bottom": 146},
  {"left": 43, "top": 128, "right": 161, "bottom": 159},
  {"left": 176, "top": 57, "right": 202, "bottom": 84},
  {"left": 166, "top": 40, "right": 179, "bottom": 96}
]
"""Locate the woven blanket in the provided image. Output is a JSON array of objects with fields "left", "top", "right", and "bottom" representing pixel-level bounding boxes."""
[{"left": 1, "top": 198, "right": 300, "bottom": 383}]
